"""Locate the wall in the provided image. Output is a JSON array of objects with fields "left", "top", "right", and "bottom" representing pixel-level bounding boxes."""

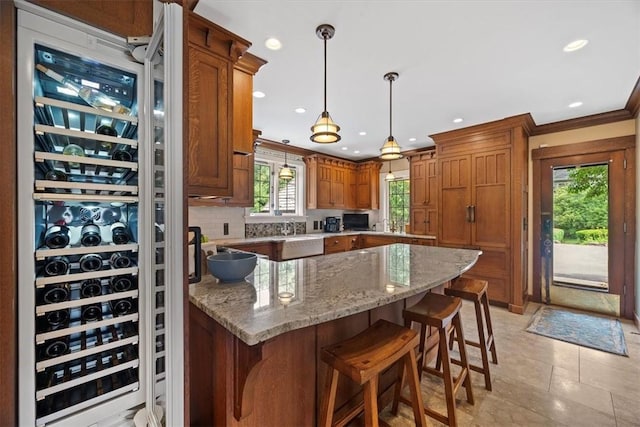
[{"left": 527, "top": 120, "right": 636, "bottom": 299}]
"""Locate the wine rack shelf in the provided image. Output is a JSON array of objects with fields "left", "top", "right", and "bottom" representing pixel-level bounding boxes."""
[
  {"left": 35, "top": 96, "right": 138, "bottom": 125},
  {"left": 35, "top": 180, "right": 138, "bottom": 196},
  {"left": 36, "top": 266, "right": 139, "bottom": 287},
  {"left": 36, "top": 313, "right": 139, "bottom": 343},
  {"left": 35, "top": 151, "right": 138, "bottom": 172},
  {"left": 34, "top": 124, "right": 138, "bottom": 149},
  {"left": 36, "top": 243, "right": 138, "bottom": 260},
  {"left": 36, "top": 289, "right": 138, "bottom": 315}
]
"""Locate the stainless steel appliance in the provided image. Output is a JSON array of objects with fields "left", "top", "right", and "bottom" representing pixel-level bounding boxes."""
[
  {"left": 16, "top": 2, "right": 184, "bottom": 425},
  {"left": 324, "top": 216, "right": 341, "bottom": 232}
]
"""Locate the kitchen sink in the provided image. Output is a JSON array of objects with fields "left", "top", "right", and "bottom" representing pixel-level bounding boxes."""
[{"left": 280, "top": 236, "right": 324, "bottom": 260}]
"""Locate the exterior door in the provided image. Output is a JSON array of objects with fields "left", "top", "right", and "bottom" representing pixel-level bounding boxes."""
[{"left": 532, "top": 137, "right": 635, "bottom": 319}]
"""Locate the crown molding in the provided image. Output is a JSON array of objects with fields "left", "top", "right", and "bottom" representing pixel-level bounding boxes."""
[
  {"left": 531, "top": 109, "right": 633, "bottom": 136},
  {"left": 625, "top": 75, "right": 640, "bottom": 118}
]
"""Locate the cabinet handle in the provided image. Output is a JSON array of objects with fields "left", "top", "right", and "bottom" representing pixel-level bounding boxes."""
[
  {"left": 470, "top": 205, "right": 476, "bottom": 223},
  {"left": 465, "top": 205, "right": 471, "bottom": 223}
]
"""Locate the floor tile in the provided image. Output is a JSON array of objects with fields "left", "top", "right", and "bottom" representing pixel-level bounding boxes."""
[{"left": 549, "top": 373, "right": 613, "bottom": 416}]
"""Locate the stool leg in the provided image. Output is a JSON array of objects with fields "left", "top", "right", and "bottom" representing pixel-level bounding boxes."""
[
  {"left": 453, "top": 314, "right": 474, "bottom": 405},
  {"left": 363, "top": 375, "right": 379, "bottom": 427},
  {"left": 482, "top": 292, "right": 498, "bottom": 364},
  {"left": 474, "top": 299, "right": 492, "bottom": 391},
  {"left": 439, "top": 326, "right": 457, "bottom": 427},
  {"left": 404, "top": 349, "right": 427, "bottom": 427},
  {"left": 319, "top": 368, "right": 339, "bottom": 427},
  {"left": 391, "top": 356, "right": 405, "bottom": 415}
]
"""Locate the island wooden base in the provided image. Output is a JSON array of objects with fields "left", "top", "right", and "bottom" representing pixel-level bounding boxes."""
[{"left": 189, "top": 287, "right": 448, "bottom": 426}]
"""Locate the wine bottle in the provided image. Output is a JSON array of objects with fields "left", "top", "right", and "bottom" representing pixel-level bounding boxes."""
[
  {"left": 79, "top": 253, "right": 103, "bottom": 272},
  {"left": 80, "top": 223, "right": 102, "bottom": 247},
  {"left": 40, "top": 309, "right": 70, "bottom": 331},
  {"left": 80, "top": 279, "right": 102, "bottom": 298},
  {"left": 110, "top": 298, "right": 133, "bottom": 317},
  {"left": 110, "top": 275, "right": 134, "bottom": 293},
  {"left": 39, "top": 336, "right": 69, "bottom": 359},
  {"left": 81, "top": 303, "right": 102, "bottom": 322},
  {"left": 43, "top": 256, "right": 70, "bottom": 277},
  {"left": 110, "top": 252, "right": 132, "bottom": 269},
  {"left": 37, "top": 283, "right": 70, "bottom": 304},
  {"left": 36, "top": 64, "right": 131, "bottom": 114},
  {"left": 111, "top": 222, "right": 130, "bottom": 245},
  {"left": 111, "top": 150, "right": 132, "bottom": 162},
  {"left": 44, "top": 225, "right": 70, "bottom": 249}
]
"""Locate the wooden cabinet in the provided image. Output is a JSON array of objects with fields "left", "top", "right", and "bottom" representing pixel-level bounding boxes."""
[
  {"left": 186, "top": 13, "right": 250, "bottom": 197},
  {"left": 432, "top": 114, "right": 532, "bottom": 313},
  {"left": 27, "top": 0, "right": 152, "bottom": 37},
  {"left": 305, "top": 155, "right": 350, "bottom": 209},
  {"left": 360, "top": 234, "right": 434, "bottom": 248},
  {"left": 305, "top": 154, "right": 381, "bottom": 210},
  {"left": 324, "top": 235, "right": 360, "bottom": 254},
  {"left": 234, "top": 54, "right": 267, "bottom": 154},
  {"left": 356, "top": 161, "right": 382, "bottom": 210},
  {"left": 226, "top": 241, "right": 276, "bottom": 260},
  {"left": 409, "top": 151, "right": 437, "bottom": 237}
]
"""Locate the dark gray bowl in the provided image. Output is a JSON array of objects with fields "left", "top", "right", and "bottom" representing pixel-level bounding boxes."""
[{"left": 206, "top": 252, "right": 258, "bottom": 283}]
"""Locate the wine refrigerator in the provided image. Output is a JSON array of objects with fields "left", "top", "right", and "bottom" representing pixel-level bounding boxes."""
[{"left": 16, "top": 2, "right": 185, "bottom": 426}]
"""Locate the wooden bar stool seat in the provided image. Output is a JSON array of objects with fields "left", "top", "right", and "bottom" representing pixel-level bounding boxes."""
[
  {"left": 320, "top": 319, "right": 427, "bottom": 427},
  {"left": 445, "top": 277, "right": 498, "bottom": 391},
  {"left": 392, "top": 292, "right": 474, "bottom": 427}
]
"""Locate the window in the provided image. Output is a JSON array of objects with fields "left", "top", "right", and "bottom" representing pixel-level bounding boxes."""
[
  {"left": 388, "top": 179, "right": 410, "bottom": 232},
  {"left": 251, "top": 157, "right": 302, "bottom": 216}
]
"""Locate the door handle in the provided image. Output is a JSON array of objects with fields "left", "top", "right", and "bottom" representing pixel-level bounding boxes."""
[
  {"left": 188, "top": 226, "right": 202, "bottom": 284},
  {"left": 470, "top": 205, "right": 476, "bottom": 223},
  {"left": 465, "top": 205, "right": 472, "bottom": 223}
]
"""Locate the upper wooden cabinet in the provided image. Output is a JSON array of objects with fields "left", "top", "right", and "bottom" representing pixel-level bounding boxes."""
[
  {"left": 408, "top": 151, "right": 437, "bottom": 236},
  {"left": 432, "top": 114, "right": 533, "bottom": 313},
  {"left": 186, "top": 13, "right": 250, "bottom": 197},
  {"left": 27, "top": 0, "right": 152, "bottom": 37},
  {"left": 355, "top": 161, "right": 382, "bottom": 210},
  {"left": 234, "top": 54, "right": 267, "bottom": 154},
  {"left": 304, "top": 154, "right": 381, "bottom": 210}
]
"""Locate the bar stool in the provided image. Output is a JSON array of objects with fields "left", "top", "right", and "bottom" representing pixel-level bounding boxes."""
[
  {"left": 392, "top": 292, "right": 474, "bottom": 427},
  {"left": 445, "top": 277, "right": 498, "bottom": 391},
  {"left": 319, "top": 319, "right": 427, "bottom": 427}
]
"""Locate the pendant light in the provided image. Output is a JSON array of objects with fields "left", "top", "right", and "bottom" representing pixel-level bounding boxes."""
[
  {"left": 310, "top": 24, "right": 341, "bottom": 143},
  {"left": 379, "top": 72, "right": 403, "bottom": 160},
  {"left": 384, "top": 161, "right": 395, "bottom": 181},
  {"left": 278, "top": 140, "right": 294, "bottom": 181}
]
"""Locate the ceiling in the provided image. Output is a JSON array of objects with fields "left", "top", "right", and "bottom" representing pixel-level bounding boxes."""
[{"left": 194, "top": 1, "right": 640, "bottom": 160}]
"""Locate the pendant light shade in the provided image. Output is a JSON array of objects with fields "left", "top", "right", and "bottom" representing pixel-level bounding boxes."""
[
  {"left": 384, "top": 161, "right": 395, "bottom": 181},
  {"left": 279, "top": 140, "right": 294, "bottom": 181},
  {"left": 311, "top": 24, "right": 340, "bottom": 144},
  {"left": 379, "top": 72, "right": 403, "bottom": 160}
]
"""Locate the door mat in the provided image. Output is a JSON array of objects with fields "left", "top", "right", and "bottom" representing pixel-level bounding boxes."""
[{"left": 526, "top": 306, "right": 628, "bottom": 356}]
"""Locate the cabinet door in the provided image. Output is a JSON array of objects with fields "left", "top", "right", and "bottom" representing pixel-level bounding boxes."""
[
  {"left": 317, "top": 163, "right": 333, "bottom": 208},
  {"left": 30, "top": 0, "right": 152, "bottom": 37},
  {"left": 439, "top": 155, "right": 471, "bottom": 246},
  {"left": 229, "top": 154, "right": 254, "bottom": 206},
  {"left": 356, "top": 168, "right": 371, "bottom": 209},
  {"left": 410, "top": 208, "right": 427, "bottom": 235},
  {"left": 233, "top": 68, "right": 254, "bottom": 154},
  {"left": 331, "top": 166, "right": 345, "bottom": 208},
  {"left": 187, "top": 45, "right": 233, "bottom": 196},
  {"left": 346, "top": 168, "right": 357, "bottom": 209},
  {"left": 410, "top": 159, "right": 427, "bottom": 206},
  {"left": 471, "top": 149, "right": 510, "bottom": 248}
]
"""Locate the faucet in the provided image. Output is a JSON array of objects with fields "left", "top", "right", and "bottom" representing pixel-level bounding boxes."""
[
  {"left": 282, "top": 220, "right": 296, "bottom": 236},
  {"left": 289, "top": 220, "right": 297, "bottom": 236},
  {"left": 382, "top": 218, "right": 390, "bottom": 232}
]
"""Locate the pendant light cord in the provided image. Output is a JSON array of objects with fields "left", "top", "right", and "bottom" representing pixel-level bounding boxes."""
[
  {"left": 323, "top": 34, "right": 328, "bottom": 113},
  {"left": 389, "top": 76, "right": 393, "bottom": 137}
]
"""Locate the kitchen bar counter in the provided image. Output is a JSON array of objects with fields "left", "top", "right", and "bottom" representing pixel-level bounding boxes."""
[
  {"left": 189, "top": 244, "right": 480, "bottom": 345},
  {"left": 188, "top": 244, "right": 481, "bottom": 426},
  {"left": 209, "top": 230, "right": 436, "bottom": 246}
]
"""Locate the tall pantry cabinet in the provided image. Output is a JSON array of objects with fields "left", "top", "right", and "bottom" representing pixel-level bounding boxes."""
[
  {"left": 432, "top": 114, "right": 533, "bottom": 314},
  {"left": 409, "top": 151, "right": 438, "bottom": 236}
]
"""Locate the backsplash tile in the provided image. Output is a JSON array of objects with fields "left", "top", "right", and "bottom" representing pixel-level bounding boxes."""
[{"left": 245, "top": 222, "right": 306, "bottom": 238}]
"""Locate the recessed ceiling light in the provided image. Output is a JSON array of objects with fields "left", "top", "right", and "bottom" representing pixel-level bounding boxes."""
[
  {"left": 295, "top": 107, "right": 306, "bottom": 114},
  {"left": 253, "top": 91, "right": 265, "bottom": 98},
  {"left": 341, "top": 147, "right": 348, "bottom": 150},
  {"left": 568, "top": 101, "right": 583, "bottom": 108},
  {"left": 265, "top": 38, "right": 282, "bottom": 50},
  {"left": 409, "top": 137, "right": 417, "bottom": 142},
  {"left": 359, "top": 131, "right": 367, "bottom": 136},
  {"left": 453, "top": 118, "right": 463, "bottom": 123},
  {"left": 563, "top": 39, "right": 588, "bottom": 52},
  {"left": 354, "top": 150, "right": 360, "bottom": 154}
]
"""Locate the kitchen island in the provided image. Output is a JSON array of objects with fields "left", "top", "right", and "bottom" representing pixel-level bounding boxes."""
[{"left": 189, "top": 244, "right": 481, "bottom": 426}]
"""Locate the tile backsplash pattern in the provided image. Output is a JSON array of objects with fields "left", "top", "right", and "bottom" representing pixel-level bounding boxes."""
[
  {"left": 189, "top": 206, "right": 246, "bottom": 240},
  {"left": 245, "top": 222, "right": 306, "bottom": 238}
]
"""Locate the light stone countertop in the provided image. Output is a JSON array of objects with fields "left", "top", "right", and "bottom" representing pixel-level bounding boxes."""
[{"left": 189, "top": 244, "right": 481, "bottom": 346}]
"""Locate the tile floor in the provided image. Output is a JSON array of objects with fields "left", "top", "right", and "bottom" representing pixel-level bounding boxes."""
[{"left": 379, "top": 301, "right": 640, "bottom": 426}]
